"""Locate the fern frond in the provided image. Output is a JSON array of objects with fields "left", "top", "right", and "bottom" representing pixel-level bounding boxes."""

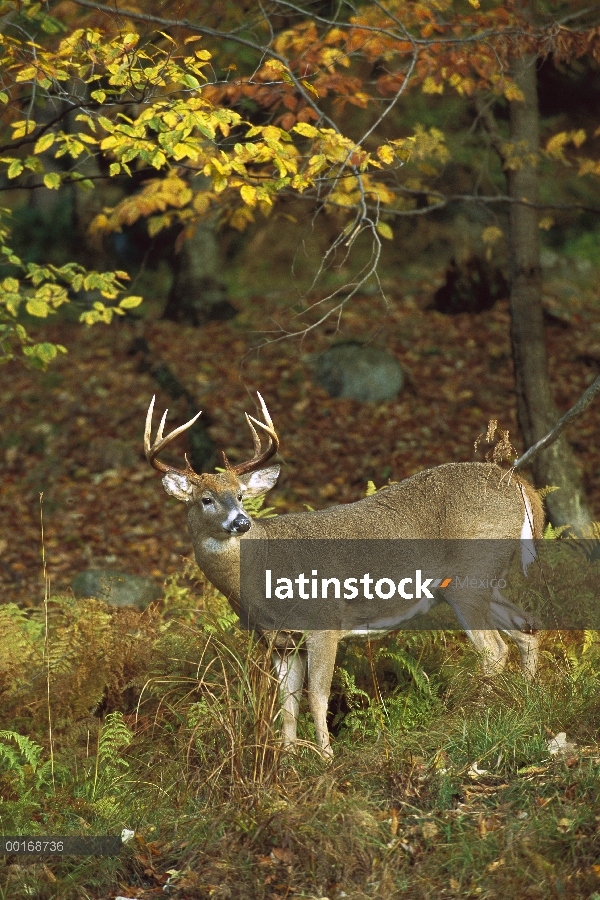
[
  {"left": 97, "top": 712, "right": 132, "bottom": 765},
  {"left": 376, "top": 648, "right": 431, "bottom": 694},
  {"left": 543, "top": 523, "right": 571, "bottom": 540},
  {"left": 0, "top": 731, "right": 43, "bottom": 781},
  {"left": 242, "top": 493, "right": 277, "bottom": 518}
]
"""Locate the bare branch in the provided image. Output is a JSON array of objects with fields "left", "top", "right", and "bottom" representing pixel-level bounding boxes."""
[
  {"left": 514, "top": 375, "right": 600, "bottom": 470},
  {"left": 0, "top": 102, "right": 83, "bottom": 155}
]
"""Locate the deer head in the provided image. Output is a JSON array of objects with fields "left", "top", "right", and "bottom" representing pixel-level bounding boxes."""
[{"left": 144, "top": 393, "right": 280, "bottom": 538}]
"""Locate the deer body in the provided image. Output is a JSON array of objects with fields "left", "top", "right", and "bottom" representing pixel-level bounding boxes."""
[{"left": 145, "top": 396, "right": 543, "bottom": 758}]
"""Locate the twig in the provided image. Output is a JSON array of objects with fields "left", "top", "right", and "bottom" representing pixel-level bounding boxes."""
[
  {"left": 514, "top": 375, "right": 600, "bottom": 469},
  {"left": 40, "top": 493, "right": 55, "bottom": 792}
]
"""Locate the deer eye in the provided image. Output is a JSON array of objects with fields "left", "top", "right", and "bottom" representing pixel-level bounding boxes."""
[
  {"left": 237, "top": 493, "right": 243, "bottom": 501},
  {"left": 201, "top": 497, "right": 214, "bottom": 507}
]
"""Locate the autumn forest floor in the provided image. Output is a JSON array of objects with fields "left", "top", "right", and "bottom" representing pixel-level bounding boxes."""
[{"left": 1, "top": 265, "right": 599, "bottom": 605}]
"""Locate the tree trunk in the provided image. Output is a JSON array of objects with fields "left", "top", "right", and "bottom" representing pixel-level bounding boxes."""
[
  {"left": 162, "top": 218, "right": 237, "bottom": 326},
  {"left": 507, "top": 54, "right": 592, "bottom": 528}
]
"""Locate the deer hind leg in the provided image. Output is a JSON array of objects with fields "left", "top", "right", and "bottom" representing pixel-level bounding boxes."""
[
  {"left": 306, "top": 631, "right": 341, "bottom": 760},
  {"left": 502, "top": 629, "right": 539, "bottom": 680},
  {"left": 272, "top": 648, "right": 306, "bottom": 749},
  {"left": 490, "top": 584, "right": 540, "bottom": 680}
]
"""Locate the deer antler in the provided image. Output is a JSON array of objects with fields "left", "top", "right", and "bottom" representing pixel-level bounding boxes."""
[
  {"left": 144, "top": 395, "right": 203, "bottom": 479},
  {"left": 225, "top": 392, "right": 280, "bottom": 476}
]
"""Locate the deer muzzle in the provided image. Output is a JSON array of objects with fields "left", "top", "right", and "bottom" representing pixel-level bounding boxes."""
[{"left": 226, "top": 514, "right": 252, "bottom": 535}]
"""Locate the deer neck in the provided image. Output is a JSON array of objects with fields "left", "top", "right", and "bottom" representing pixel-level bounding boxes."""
[{"left": 186, "top": 507, "right": 267, "bottom": 610}]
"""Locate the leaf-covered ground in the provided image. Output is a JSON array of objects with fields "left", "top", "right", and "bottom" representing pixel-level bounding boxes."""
[{"left": 1, "top": 272, "right": 599, "bottom": 606}]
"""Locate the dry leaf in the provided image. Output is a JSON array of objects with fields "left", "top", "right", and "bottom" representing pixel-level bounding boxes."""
[
  {"left": 270, "top": 846, "right": 293, "bottom": 865},
  {"left": 421, "top": 821, "right": 439, "bottom": 839}
]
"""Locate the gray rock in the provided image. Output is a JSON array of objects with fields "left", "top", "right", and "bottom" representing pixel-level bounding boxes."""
[
  {"left": 311, "top": 342, "right": 403, "bottom": 403},
  {"left": 71, "top": 570, "right": 162, "bottom": 609},
  {"left": 87, "top": 437, "right": 137, "bottom": 473}
]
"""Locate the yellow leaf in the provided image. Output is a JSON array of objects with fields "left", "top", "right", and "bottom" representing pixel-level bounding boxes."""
[
  {"left": 193, "top": 193, "right": 211, "bottom": 215},
  {"left": 89, "top": 213, "right": 108, "bottom": 234},
  {"left": 240, "top": 184, "right": 258, "bottom": 206},
  {"left": 572, "top": 128, "right": 586, "bottom": 148},
  {"left": 263, "top": 125, "right": 282, "bottom": 142},
  {"left": 264, "top": 58, "right": 286, "bottom": 71},
  {"left": 293, "top": 123, "right": 318, "bottom": 138},
  {"left": 301, "top": 79, "right": 319, "bottom": 97},
  {"left": 148, "top": 215, "right": 169, "bottom": 238},
  {"left": 7, "top": 159, "right": 23, "bottom": 179},
  {"left": 422, "top": 76, "right": 444, "bottom": 95},
  {"left": 538, "top": 216, "right": 554, "bottom": 230},
  {"left": 482, "top": 226, "right": 503, "bottom": 244},
  {"left": 468, "top": 0, "right": 480, "bottom": 6},
  {"left": 11, "top": 119, "right": 37, "bottom": 138},
  {"left": 376, "top": 222, "right": 394, "bottom": 240},
  {"left": 43, "top": 172, "right": 61, "bottom": 189},
  {"left": 151, "top": 150, "right": 166, "bottom": 169},
  {"left": 26, "top": 298, "right": 50, "bottom": 317},
  {"left": 504, "top": 84, "right": 525, "bottom": 102},
  {"left": 546, "top": 132, "right": 569, "bottom": 155},
  {"left": 15, "top": 66, "right": 38, "bottom": 83},
  {"left": 119, "top": 295, "right": 143, "bottom": 309},
  {"left": 109, "top": 162, "right": 121, "bottom": 176},
  {"left": 91, "top": 89, "right": 106, "bottom": 103},
  {"left": 34, "top": 133, "right": 55, "bottom": 154},
  {"left": 578, "top": 158, "right": 595, "bottom": 176},
  {"left": 377, "top": 145, "right": 395, "bottom": 165}
]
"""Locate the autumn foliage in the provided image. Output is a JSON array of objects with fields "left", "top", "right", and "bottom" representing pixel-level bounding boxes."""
[{"left": 1, "top": 0, "right": 600, "bottom": 363}]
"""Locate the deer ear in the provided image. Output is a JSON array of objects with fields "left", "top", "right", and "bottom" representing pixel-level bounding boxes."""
[
  {"left": 162, "top": 473, "right": 194, "bottom": 502},
  {"left": 238, "top": 465, "right": 280, "bottom": 497}
]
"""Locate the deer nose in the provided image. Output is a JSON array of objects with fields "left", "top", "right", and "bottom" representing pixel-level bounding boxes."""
[{"left": 226, "top": 514, "right": 251, "bottom": 535}]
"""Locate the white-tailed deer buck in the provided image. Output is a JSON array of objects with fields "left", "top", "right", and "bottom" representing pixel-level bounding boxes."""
[{"left": 145, "top": 394, "right": 543, "bottom": 758}]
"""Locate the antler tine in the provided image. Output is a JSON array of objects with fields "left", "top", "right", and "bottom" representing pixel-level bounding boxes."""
[
  {"left": 228, "top": 393, "right": 280, "bottom": 476},
  {"left": 156, "top": 408, "right": 169, "bottom": 445},
  {"left": 144, "top": 395, "right": 203, "bottom": 477},
  {"left": 144, "top": 394, "right": 157, "bottom": 457},
  {"left": 246, "top": 414, "right": 263, "bottom": 456},
  {"left": 256, "top": 391, "right": 271, "bottom": 426}
]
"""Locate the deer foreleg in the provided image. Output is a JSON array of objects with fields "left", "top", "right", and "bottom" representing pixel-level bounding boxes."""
[
  {"left": 306, "top": 632, "right": 340, "bottom": 759},
  {"left": 272, "top": 648, "right": 306, "bottom": 749},
  {"left": 464, "top": 628, "right": 509, "bottom": 674},
  {"left": 447, "top": 593, "right": 510, "bottom": 674}
]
